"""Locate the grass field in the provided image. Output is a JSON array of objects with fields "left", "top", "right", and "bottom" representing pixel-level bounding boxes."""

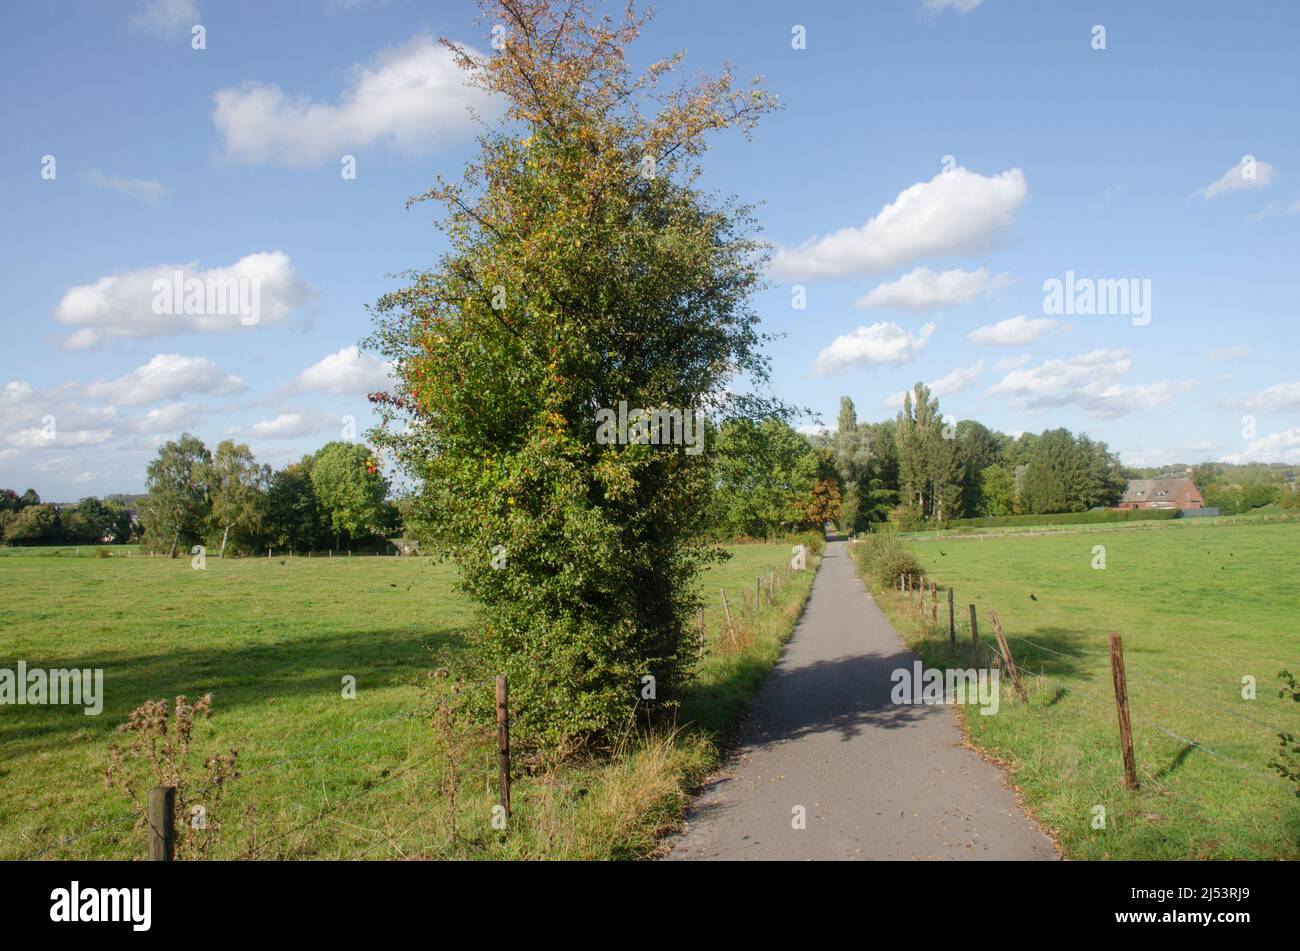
[
  {"left": 859, "top": 519, "right": 1300, "bottom": 860},
  {"left": 1, "top": 541, "right": 817, "bottom": 860}
]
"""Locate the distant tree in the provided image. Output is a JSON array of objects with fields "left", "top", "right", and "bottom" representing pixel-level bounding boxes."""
[
  {"left": 311, "top": 442, "right": 390, "bottom": 550},
  {"left": 4, "top": 504, "right": 59, "bottom": 545},
  {"left": 63, "top": 497, "right": 121, "bottom": 543},
  {"left": 711, "top": 418, "right": 818, "bottom": 537},
  {"left": 0, "top": 489, "right": 19, "bottom": 513},
  {"left": 978, "top": 464, "right": 1017, "bottom": 516},
  {"left": 802, "top": 448, "right": 843, "bottom": 528},
  {"left": 18, "top": 489, "right": 40, "bottom": 510},
  {"left": 139, "top": 435, "right": 212, "bottom": 557},
  {"left": 266, "top": 456, "right": 329, "bottom": 551},
  {"left": 207, "top": 440, "right": 270, "bottom": 557}
]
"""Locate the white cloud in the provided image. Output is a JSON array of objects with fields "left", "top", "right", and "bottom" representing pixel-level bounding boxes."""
[
  {"left": 212, "top": 34, "right": 497, "bottom": 166},
  {"left": 1195, "top": 157, "right": 1278, "bottom": 200},
  {"left": 988, "top": 348, "right": 1192, "bottom": 419},
  {"left": 87, "top": 354, "right": 245, "bottom": 407},
  {"left": 1222, "top": 428, "right": 1300, "bottom": 464},
  {"left": 55, "top": 252, "right": 314, "bottom": 349},
  {"left": 967, "top": 314, "right": 1064, "bottom": 346},
  {"left": 812, "top": 322, "right": 935, "bottom": 375},
  {"left": 770, "top": 167, "right": 1027, "bottom": 280},
  {"left": 922, "top": 0, "right": 984, "bottom": 12},
  {"left": 132, "top": 0, "right": 199, "bottom": 39},
  {"left": 1207, "top": 344, "right": 1249, "bottom": 363},
  {"left": 249, "top": 412, "right": 334, "bottom": 439},
  {"left": 88, "top": 170, "right": 167, "bottom": 203},
  {"left": 1248, "top": 198, "right": 1300, "bottom": 222},
  {"left": 131, "top": 402, "right": 204, "bottom": 434},
  {"left": 886, "top": 361, "right": 984, "bottom": 408},
  {"left": 994, "top": 353, "right": 1032, "bottom": 371},
  {"left": 296, "top": 346, "right": 393, "bottom": 395},
  {"left": 1243, "top": 380, "right": 1300, "bottom": 412},
  {"left": 854, "top": 267, "right": 1008, "bottom": 312}
]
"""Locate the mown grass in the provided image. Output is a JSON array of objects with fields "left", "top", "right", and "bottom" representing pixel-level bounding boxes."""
[
  {"left": 1, "top": 540, "right": 818, "bottom": 860},
  {"left": 853, "top": 519, "right": 1300, "bottom": 859}
]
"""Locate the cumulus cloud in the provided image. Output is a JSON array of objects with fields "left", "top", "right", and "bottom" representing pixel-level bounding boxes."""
[
  {"left": 1248, "top": 198, "right": 1300, "bottom": 222},
  {"left": 132, "top": 0, "right": 199, "bottom": 39},
  {"left": 812, "top": 322, "right": 935, "bottom": 375},
  {"left": 212, "top": 34, "right": 497, "bottom": 166},
  {"left": 1195, "top": 157, "right": 1278, "bottom": 200},
  {"left": 295, "top": 346, "right": 393, "bottom": 395},
  {"left": 886, "top": 361, "right": 984, "bottom": 408},
  {"left": 921, "top": 0, "right": 984, "bottom": 12},
  {"left": 770, "top": 167, "right": 1027, "bottom": 280},
  {"left": 988, "top": 348, "right": 1192, "bottom": 419},
  {"left": 1222, "top": 428, "right": 1300, "bottom": 464},
  {"left": 131, "top": 402, "right": 204, "bottom": 434},
  {"left": 854, "top": 267, "right": 1008, "bottom": 312},
  {"left": 968, "top": 315, "right": 1065, "bottom": 346},
  {"left": 54, "top": 252, "right": 314, "bottom": 349},
  {"left": 87, "top": 354, "right": 245, "bottom": 407},
  {"left": 1243, "top": 380, "right": 1300, "bottom": 412},
  {"left": 248, "top": 412, "right": 335, "bottom": 439},
  {"left": 1207, "top": 344, "right": 1249, "bottom": 363},
  {"left": 87, "top": 170, "right": 167, "bottom": 203}
]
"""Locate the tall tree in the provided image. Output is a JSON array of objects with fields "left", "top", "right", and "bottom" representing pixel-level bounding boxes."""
[
  {"left": 207, "top": 440, "right": 270, "bottom": 557},
  {"left": 367, "top": 0, "right": 780, "bottom": 744},
  {"left": 139, "top": 435, "right": 211, "bottom": 557},
  {"left": 311, "top": 442, "right": 390, "bottom": 550}
]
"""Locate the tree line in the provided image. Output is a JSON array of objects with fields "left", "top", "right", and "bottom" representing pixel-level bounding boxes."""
[{"left": 0, "top": 436, "right": 399, "bottom": 554}]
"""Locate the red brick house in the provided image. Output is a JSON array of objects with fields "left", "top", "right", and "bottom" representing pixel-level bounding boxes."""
[{"left": 1119, "top": 477, "right": 1205, "bottom": 510}]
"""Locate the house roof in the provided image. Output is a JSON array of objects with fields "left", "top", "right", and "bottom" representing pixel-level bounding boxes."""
[{"left": 1121, "top": 477, "right": 1201, "bottom": 503}]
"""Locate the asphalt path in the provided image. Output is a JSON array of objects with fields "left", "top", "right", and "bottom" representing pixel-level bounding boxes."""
[{"left": 666, "top": 538, "right": 1057, "bottom": 860}]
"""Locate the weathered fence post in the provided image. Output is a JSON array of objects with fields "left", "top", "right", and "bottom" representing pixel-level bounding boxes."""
[
  {"left": 720, "top": 590, "right": 737, "bottom": 644},
  {"left": 147, "top": 785, "right": 175, "bottom": 861},
  {"left": 948, "top": 587, "right": 955, "bottom": 643},
  {"left": 969, "top": 604, "right": 979, "bottom": 655},
  {"left": 495, "top": 675, "right": 511, "bottom": 818},
  {"left": 989, "top": 611, "right": 1028, "bottom": 702},
  {"left": 931, "top": 581, "right": 938, "bottom": 624},
  {"left": 1109, "top": 634, "right": 1139, "bottom": 790}
]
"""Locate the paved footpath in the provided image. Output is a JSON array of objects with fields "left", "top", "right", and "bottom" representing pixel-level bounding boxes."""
[{"left": 667, "top": 538, "right": 1057, "bottom": 860}]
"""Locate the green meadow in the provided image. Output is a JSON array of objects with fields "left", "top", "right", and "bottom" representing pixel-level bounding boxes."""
[
  {"left": 1, "top": 540, "right": 816, "bottom": 860},
  {"left": 863, "top": 518, "right": 1300, "bottom": 859}
]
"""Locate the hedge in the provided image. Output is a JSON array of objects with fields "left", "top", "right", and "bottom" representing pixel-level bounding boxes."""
[{"left": 942, "top": 508, "right": 1183, "bottom": 530}]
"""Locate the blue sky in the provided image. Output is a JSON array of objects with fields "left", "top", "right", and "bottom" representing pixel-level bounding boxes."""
[{"left": 3, "top": 0, "right": 1299, "bottom": 500}]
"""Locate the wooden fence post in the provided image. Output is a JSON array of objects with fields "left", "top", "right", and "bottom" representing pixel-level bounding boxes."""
[
  {"left": 495, "top": 675, "right": 512, "bottom": 818},
  {"left": 948, "top": 587, "right": 955, "bottom": 643},
  {"left": 1109, "top": 634, "right": 1139, "bottom": 790},
  {"left": 756, "top": 577, "right": 761, "bottom": 610},
  {"left": 931, "top": 581, "right": 938, "bottom": 624},
  {"left": 147, "top": 786, "right": 175, "bottom": 861},
  {"left": 720, "top": 590, "right": 737, "bottom": 644},
  {"left": 969, "top": 604, "right": 979, "bottom": 655},
  {"left": 989, "top": 611, "right": 1028, "bottom": 702}
]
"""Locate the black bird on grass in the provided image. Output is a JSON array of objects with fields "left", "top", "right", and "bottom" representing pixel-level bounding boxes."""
[{"left": 1030, "top": 593, "right": 1038, "bottom": 601}]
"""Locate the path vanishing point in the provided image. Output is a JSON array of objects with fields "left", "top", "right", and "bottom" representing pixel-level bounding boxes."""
[{"left": 667, "top": 538, "right": 1057, "bottom": 861}]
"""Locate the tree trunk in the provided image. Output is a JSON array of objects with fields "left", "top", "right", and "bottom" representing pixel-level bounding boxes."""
[
  {"left": 219, "top": 525, "right": 230, "bottom": 559},
  {"left": 169, "top": 527, "right": 179, "bottom": 559}
]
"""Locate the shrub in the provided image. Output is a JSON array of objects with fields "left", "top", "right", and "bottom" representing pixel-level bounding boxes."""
[
  {"left": 852, "top": 533, "right": 922, "bottom": 589},
  {"left": 93, "top": 547, "right": 113, "bottom": 559}
]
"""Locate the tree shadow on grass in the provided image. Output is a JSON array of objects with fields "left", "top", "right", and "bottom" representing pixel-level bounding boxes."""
[{"left": 0, "top": 626, "right": 471, "bottom": 749}]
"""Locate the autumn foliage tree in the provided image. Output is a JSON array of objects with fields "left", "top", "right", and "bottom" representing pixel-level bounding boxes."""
[{"left": 368, "top": 0, "right": 779, "bottom": 746}]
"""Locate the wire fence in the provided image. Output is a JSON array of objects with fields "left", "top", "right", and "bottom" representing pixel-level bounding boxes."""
[
  {"left": 889, "top": 567, "right": 1298, "bottom": 805},
  {"left": 24, "top": 551, "right": 815, "bottom": 862}
]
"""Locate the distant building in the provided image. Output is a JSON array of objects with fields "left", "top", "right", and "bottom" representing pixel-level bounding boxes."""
[{"left": 1119, "top": 477, "right": 1205, "bottom": 510}]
